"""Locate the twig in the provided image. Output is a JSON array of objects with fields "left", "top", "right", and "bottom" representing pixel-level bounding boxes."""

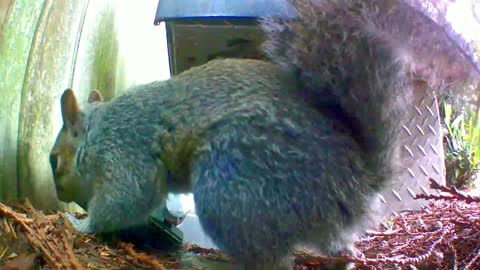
[
  {"left": 0, "top": 247, "right": 8, "bottom": 261},
  {"left": 118, "top": 242, "right": 166, "bottom": 270}
]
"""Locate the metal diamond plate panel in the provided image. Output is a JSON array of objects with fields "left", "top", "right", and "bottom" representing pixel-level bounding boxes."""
[{"left": 377, "top": 85, "right": 445, "bottom": 217}]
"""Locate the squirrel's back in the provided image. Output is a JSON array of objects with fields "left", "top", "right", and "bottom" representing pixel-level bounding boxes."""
[{"left": 82, "top": 59, "right": 305, "bottom": 153}]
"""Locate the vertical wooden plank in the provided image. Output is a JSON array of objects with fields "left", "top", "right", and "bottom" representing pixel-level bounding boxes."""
[
  {"left": 17, "top": 0, "right": 88, "bottom": 209},
  {"left": 0, "top": 0, "right": 46, "bottom": 202}
]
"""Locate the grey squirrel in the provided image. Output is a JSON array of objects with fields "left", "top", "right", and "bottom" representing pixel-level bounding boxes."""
[{"left": 49, "top": 0, "right": 479, "bottom": 269}]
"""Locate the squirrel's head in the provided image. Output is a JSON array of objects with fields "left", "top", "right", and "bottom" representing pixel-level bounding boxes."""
[{"left": 50, "top": 89, "right": 103, "bottom": 206}]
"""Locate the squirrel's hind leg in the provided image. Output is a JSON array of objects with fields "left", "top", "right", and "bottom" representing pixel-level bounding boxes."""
[{"left": 192, "top": 105, "right": 370, "bottom": 269}]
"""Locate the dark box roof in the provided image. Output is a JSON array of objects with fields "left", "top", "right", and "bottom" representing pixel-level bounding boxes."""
[{"left": 154, "top": 0, "right": 294, "bottom": 23}]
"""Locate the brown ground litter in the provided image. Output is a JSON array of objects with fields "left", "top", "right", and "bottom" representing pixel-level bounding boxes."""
[{"left": 1, "top": 178, "right": 479, "bottom": 269}]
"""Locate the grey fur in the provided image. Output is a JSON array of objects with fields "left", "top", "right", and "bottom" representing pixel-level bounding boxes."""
[{"left": 50, "top": 0, "right": 480, "bottom": 269}]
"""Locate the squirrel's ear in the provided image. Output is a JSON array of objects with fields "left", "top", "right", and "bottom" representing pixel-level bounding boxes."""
[
  {"left": 60, "top": 89, "right": 81, "bottom": 127},
  {"left": 88, "top": 90, "right": 103, "bottom": 104}
]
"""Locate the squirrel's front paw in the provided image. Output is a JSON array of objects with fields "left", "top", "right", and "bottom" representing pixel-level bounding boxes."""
[{"left": 64, "top": 212, "right": 94, "bottom": 234}]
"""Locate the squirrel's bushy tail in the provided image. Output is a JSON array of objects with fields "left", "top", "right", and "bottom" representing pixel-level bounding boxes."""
[{"left": 261, "top": 0, "right": 480, "bottom": 187}]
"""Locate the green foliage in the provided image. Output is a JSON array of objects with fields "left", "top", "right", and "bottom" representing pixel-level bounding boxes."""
[{"left": 442, "top": 101, "right": 480, "bottom": 188}]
